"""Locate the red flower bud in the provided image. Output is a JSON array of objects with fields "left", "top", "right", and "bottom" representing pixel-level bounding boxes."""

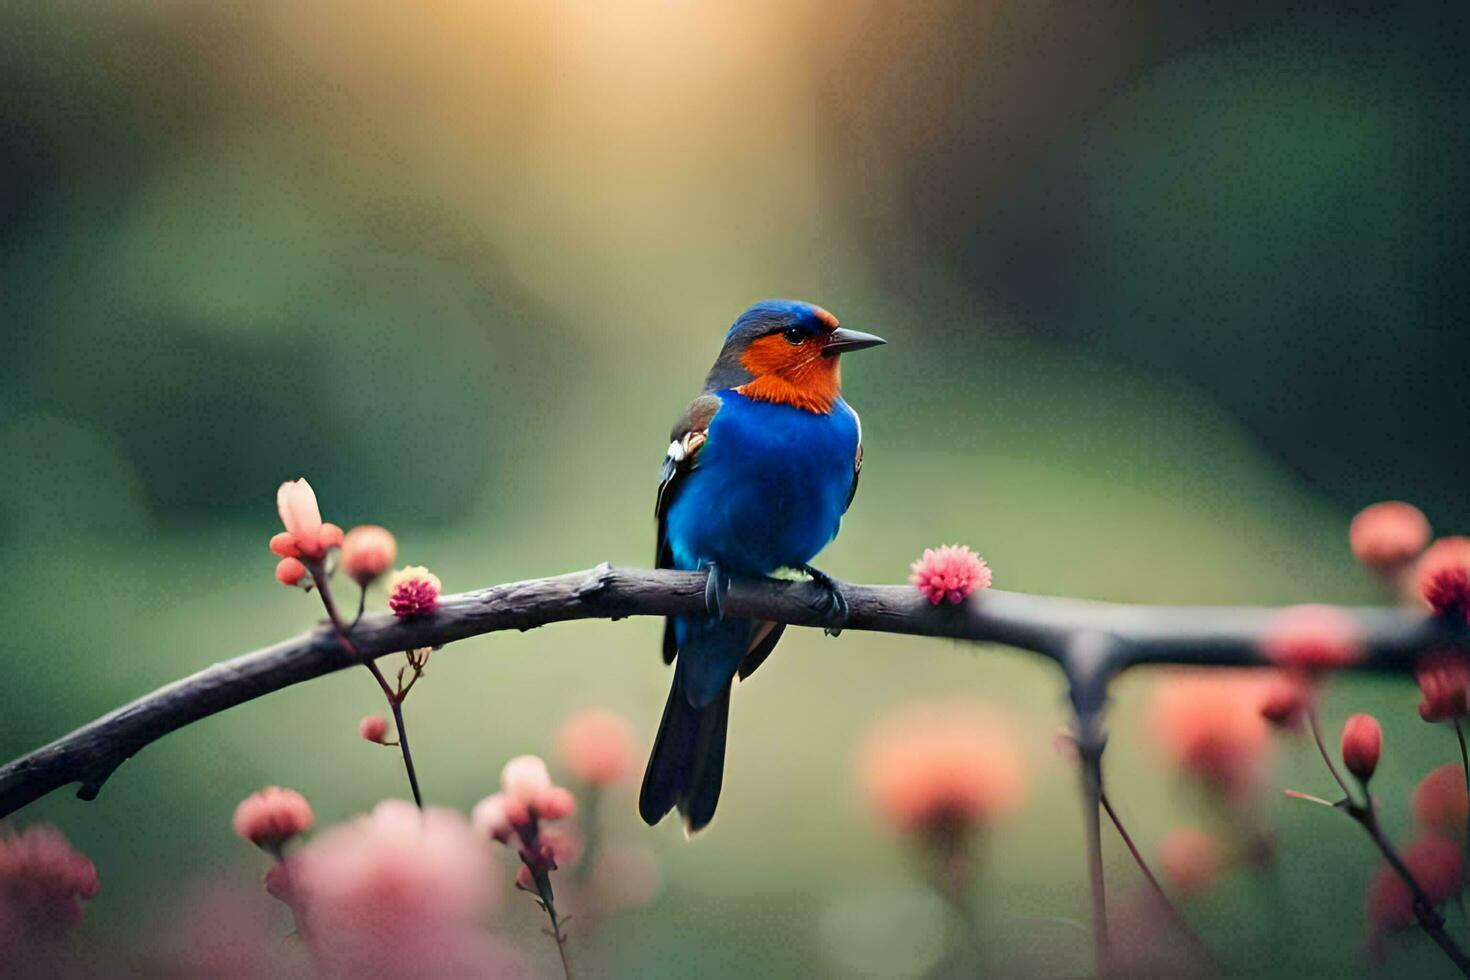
[{"left": 1341, "top": 713, "right": 1382, "bottom": 783}]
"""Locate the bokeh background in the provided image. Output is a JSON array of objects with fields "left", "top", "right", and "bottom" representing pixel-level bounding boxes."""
[{"left": 3, "top": 1, "right": 1469, "bottom": 976}]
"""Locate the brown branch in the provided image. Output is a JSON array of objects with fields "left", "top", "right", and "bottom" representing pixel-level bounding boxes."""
[{"left": 0, "top": 563, "right": 1465, "bottom": 819}]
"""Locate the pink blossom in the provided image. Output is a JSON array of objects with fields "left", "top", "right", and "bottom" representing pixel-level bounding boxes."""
[
  {"left": 471, "top": 793, "right": 515, "bottom": 843},
  {"left": 233, "top": 787, "right": 314, "bottom": 854},
  {"left": 908, "top": 544, "right": 992, "bottom": 606},
  {"left": 1368, "top": 835, "right": 1464, "bottom": 935},
  {"left": 357, "top": 715, "right": 391, "bottom": 744},
  {"left": 270, "top": 478, "right": 343, "bottom": 568},
  {"left": 1418, "top": 537, "right": 1470, "bottom": 619},
  {"left": 277, "top": 800, "right": 505, "bottom": 976},
  {"left": 1350, "top": 501, "right": 1431, "bottom": 569},
  {"left": 387, "top": 566, "right": 441, "bottom": 617},
  {"left": 0, "top": 825, "right": 100, "bottom": 933},
  {"left": 558, "top": 709, "right": 636, "bottom": 786},
  {"left": 1260, "top": 604, "right": 1362, "bottom": 672},
  {"left": 1416, "top": 651, "right": 1470, "bottom": 723},
  {"left": 500, "top": 755, "right": 552, "bottom": 807},
  {"left": 859, "top": 701, "right": 1025, "bottom": 833},
  {"left": 535, "top": 786, "right": 577, "bottom": 821},
  {"left": 342, "top": 525, "right": 398, "bottom": 585},
  {"left": 1414, "top": 765, "right": 1469, "bottom": 834}
]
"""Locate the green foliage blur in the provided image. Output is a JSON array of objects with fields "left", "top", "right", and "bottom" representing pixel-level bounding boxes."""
[{"left": 2, "top": 2, "right": 1467, "bottom": 976}]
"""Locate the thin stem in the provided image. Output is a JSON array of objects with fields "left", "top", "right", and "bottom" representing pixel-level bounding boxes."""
[
  {"left": 351, "top": 584, "right": 367, "bottom": 631},
  {"left": 1348, "top": 803, "right": 1470, "bottom": 976},
  {"left": 1078, "top": 746, "right": 1110, "bottom": 975},
  {"left": 1307, "top": 708, "right": 1353, "bottom": 802},
  {"left": 364, "top": 660, "right": 424, "bottom": 809},
  {"left": 312, "top": 562, "right": 424, "bottom": 809},
  {"left": 1100, "top": 791, "right": 1214, "bottom": 968},
  {"left": 1455, "top": 720, "right": 1470, "bottom": 849},
  {"left": 531, "top": 867, "right": 574, "bottom": 980}
]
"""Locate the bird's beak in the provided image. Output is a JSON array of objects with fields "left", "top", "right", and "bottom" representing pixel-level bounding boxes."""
[{"left": 822, "top": 327, "right": 887, "bottom": 357}]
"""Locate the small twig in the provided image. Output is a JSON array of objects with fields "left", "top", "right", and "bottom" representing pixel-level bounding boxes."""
[
  {"left": 1100, "top": 791, "right": 1216, "bottom": 970},
  {"left": 312, "top": 563, "right": 424, "bottom": 809},
  {"left": 1455, "top": 720, "right": 1470, "bottom": 849},
  {"left": 1307, "top": 708, "right": 1353, "bottom": 803}
]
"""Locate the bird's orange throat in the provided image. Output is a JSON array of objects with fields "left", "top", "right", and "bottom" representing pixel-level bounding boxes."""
[{"left": 735, "top": 333, "right": 841, "bottom": 413}]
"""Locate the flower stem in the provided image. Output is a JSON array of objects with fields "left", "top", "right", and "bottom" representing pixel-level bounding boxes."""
[
  {"left": 1307, "top": 708, "right": 1353, "bottom": 802},
  {"left": 1346, "top": 802, "right": 1470, "bottom": 977},
  {"left": 1076, "top": 742, "right": 1111, "bottom": 974},
  {"left": 1454, "top": 720, "right": 1470, "bottom": 849},
  {"left": 310, "top": 562, "right": 425, "bottom": 808},
  {"left": 531, "top": 867, "right": 574, "bottom": 980},
  {"left": 1099, "top": 791, "right": 1214, "bottom": 967}
]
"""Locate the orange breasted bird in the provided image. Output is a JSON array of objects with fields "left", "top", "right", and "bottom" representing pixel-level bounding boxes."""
[{"left": 640, "top": 299, "right": 885, "bottom": 831}]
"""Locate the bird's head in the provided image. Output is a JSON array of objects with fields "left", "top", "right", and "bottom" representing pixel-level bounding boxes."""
[{"left": 705, "top": 300, "right": 885, "bottom": 413}]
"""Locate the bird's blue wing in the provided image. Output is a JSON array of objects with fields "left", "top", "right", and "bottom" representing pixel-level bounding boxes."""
[{"left": 656, "top": 393, "right": 722, "bottom": 663}]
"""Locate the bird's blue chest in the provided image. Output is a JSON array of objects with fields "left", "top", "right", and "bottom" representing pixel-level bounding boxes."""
[{"left": 665, "top": 391, "right": 859, "bottom": 574}]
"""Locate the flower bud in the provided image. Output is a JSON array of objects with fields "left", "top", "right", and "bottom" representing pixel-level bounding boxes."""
[
  {"left": 342, "top": 525, "right": 398, "bottom": 585},
  {"left": 1342, "top": 713, "right": 1382, "bottom": 783},
  {"left": 357, "top": 715, "right": 390, "bottom": 744},
  {"left": 275, "top": 557, "right": 308, "bottom": 588}
]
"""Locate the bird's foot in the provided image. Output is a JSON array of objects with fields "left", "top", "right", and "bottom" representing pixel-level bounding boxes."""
[
  {"left": 704, "top": 562, "right": 731, "bottom": 620},
  {"left": 800, "top": 564, "right": 849, "bottom": 637}
]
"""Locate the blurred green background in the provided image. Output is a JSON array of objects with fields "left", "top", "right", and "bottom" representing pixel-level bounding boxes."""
[{"left": 3, "top": 1, "right": 1468, "bottom": 976}]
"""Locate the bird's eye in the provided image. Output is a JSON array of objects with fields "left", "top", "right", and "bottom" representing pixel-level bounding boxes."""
[{"left": 782, "top": 327, "right": 806, "bottom": 345}]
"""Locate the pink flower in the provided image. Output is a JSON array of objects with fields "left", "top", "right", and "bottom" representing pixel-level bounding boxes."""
[
  {"left": 558, "top": 709, "right": 636, "bottom": 786},
  {"left": 1158, "top": 828, "right": 1223, "bottom": 895},
  {"left": 1340, "top": 713, "right": 1382, "bottom": 782},
  {"left": 1418, "top": 537, "right": 1470, "bottom": 619},
  {"left": 273, "top": 479, "right": 343, "bottom": 562},
  {"left": 1149, "top": 671, "right": 1271, "bottom": 799},
  {"left": 1350, "top": 501, "right": 1431, "bottom": 569},
  {"left": 500, "top": 755, "right": 552, "bottom": 806},
  {"left": 536, "top": 786, "right": 577, "bottom": 821},
  {"left": 1260, "top": 604, "right": 1362, "bottom": 672},
  {"left": 859, "top": 701, "right": 1025, "bottom": 833},
  {"left": 1415, "top": 764, "right": 1469, "bottom": 834},
  {"left": 274, "top": 557, "right": 307, "bottom": 588},
  {"left": 232, "top": 787, "right": 314, "bottom": 854},
  {"left": 1416, "top": 651, "right": 1470, "bottom": 723},
  {"left": 908, "top": 545, "right": 992, "bottom": 606},
  {"left": 277, "top": 800, "right": 504, "bottom": 976},
  {"left": 387, "top": 566, "right": 441, "bottom": 617},
  {"left": 341, "top": 525, "right": 398, "bottom": 585},
  {"left": 471, "top": 793, "right": 515, "bottom": 844},
  {"left": 0, "top": 826, "right": 100, "bottom": 932},
  {"left": 357, "top": 715, "right": 391, "bottom": 744}
]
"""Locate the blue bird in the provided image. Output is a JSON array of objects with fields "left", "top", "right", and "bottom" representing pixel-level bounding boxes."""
[{"left": 640, "top": 299, "right": 885, "bottom": 831}]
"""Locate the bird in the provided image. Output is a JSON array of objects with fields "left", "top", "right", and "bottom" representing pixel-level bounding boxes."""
[{"left": 639, "top": 299, "right": 885, "bottom": 832}]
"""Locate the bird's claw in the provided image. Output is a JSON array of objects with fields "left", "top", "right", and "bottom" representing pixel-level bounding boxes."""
[
  {"left": 801, "top": 564, "right": 849, "bottom": 636},
  {"left": 704, "top": 563, "right": 730, "bottom": 620}
]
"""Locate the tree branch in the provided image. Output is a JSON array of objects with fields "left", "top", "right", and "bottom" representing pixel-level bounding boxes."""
[{"left": 0, "top": 563, "right": 1465, "bottom": 819}]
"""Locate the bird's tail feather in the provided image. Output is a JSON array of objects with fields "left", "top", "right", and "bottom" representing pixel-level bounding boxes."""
[{"left": 639, "top": 664, "right": 731, "bottom": 833}]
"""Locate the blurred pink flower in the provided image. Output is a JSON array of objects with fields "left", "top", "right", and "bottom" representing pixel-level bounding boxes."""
[
  {"left": 1257, "top": 673, "right": 1311, "bottom": 730},
  {"left": 471, "top": 793, "right": 515, "bottom": 844},
  {"left": 1260, "top": 604, "right": 1362, "bottom": 672},
  {"left": 278, "top": 800, "right": 505, "bottom": 977},
  {"left": 500, "top": 755, "right": 553, "bottom": 807},
  {"left": 1416, "top": 651, "right": 1470, "bottom": 723},
  {"left": 0, "top": 825, "right": 100, "bottom": 934},
  {"left": 387, "top": 566, "right": 441, "bottom": 617},
  {"left": 1414, "top": 764, "right": 1469, "bottom": 834},
  {"left": 558, "top": 709, "right": 636, "bottom": 786},
  {"left": 1149, "top": 671, "right": 1271, "bottom": 799},
  {"left": 1340, "top": 713, "right": 1381, "bottom": 782},
  {"left": 273, "top": 479, "right": 343, "bottom": 562},
  {"left": 859, "top": 701, "right": 1025, "bottom": 833},
  {"left": 233, "top": 787, "right": 314, "bottom": 855},
  {"left": 536, "top": 786, "right": 577, "bottom": 822},
  {"left": 1158, "top": 828, "right": 1223, "bottom": 895},
  {"left": 1418, "top": 537, "right": 1470, "bottom": 619},
  {"left": 908, "top": 545, "right": 992, "bottom": 606},
  {"left": 341, "top": 525, "right": 398, "bottom": 586},
  {"left": 358, "top": 715, "right": 391, "bottom": 744},
  {"left": 1350, "top": 501, "right": 1431, "bottom": 569}
]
